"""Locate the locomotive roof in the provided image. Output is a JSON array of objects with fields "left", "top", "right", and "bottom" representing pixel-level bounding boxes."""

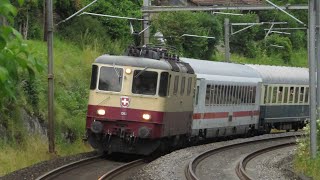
[
  {"left": 247, "top": 64, "right": 309, "bottom": 85},
  {"left": 180, "top": 58, "right": 261, "bottom": 78},
  {"left": 94, "top": 55, "right": 189, "bottom": 73}
]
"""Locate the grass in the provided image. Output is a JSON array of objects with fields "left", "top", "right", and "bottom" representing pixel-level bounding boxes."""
[
  {"left": 0, "top": 135, "right": 92, "bottom": 176},
  {"left": 0, "top": 38, "right": 97, "bottom": 176},
  {"left": 294, "top": 121, "right": 320, "bottom": 179}
]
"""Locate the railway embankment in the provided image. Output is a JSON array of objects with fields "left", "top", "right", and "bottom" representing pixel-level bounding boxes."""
[{"left": 132, "top": 132, "right": 305, "bottom": 180}]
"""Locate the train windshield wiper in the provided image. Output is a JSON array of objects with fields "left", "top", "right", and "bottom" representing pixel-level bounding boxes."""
[
  {"left": 113, "top": 63, "right": 121, "bottom": 79},
  {"left": 134, "top": 67, "right": 148, "bottom": 78}
]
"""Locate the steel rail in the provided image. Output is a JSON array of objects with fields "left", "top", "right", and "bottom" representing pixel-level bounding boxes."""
[
  {"left": 98, "top": 159, "right": 145, "bottom": 180},
  {"left": 236, "top": 142, "right": 296, "bottom": 180},
  {"left": 35, "top": 155, "right": 102, "bottom": 180},
  {"left": 185, "top": 135, "right": 300, "bottom": 180}
]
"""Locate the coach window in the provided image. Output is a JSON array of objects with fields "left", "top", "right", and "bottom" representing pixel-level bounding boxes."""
[
  {"left": 132, "top": 70, "right": 158, "bottom": 95},
  {"left": 267, "top": 86, "right": 272, "bottom": 104},
  {"left": 173, "top": 76, "right": 179, "bottom": 95},
  {"left": 195, "top": 86, "right": 199, "bottom": 105},
  {"left": 252, "top": 86, "right": 256, "bottom": 103},
  {"left": 305, "top": 87, "right": 309, "bottom": 103},
  {"left": 247, "top": 86, "right": 251, "bottom": 104},
  {"left": 159, "top": 72, "right": 169, "bottom": 97},
  {"left": 248, "top": 86, "right": 252, "bottom": 104},
  {"left": 237, "top": 86, "right": 242, "bottom": 104},
  {"left": 300, "top": 87, "right": 305, "bottom": 103},
  {"left": 283, "top": 87, "right": 289, "bottom": 103},
  {"left": 180, "top": 77, "right": 186, "bottom": 96},
  {"left": 223, "top": 85, "right": 228, "bottom": 105},
  {"left": 278, "top": 86, "right": 283, "bottom": 104},
  {"left": 215, "top": 85, "right": 220, "bottom": 105},
  {"left": 187, "top": 77, "right": 192, "bottom": 95},
  {"left": 216, "top": 85, "right": 221, "bottom": 104},
  {"left": 241, "top": 86, "right": 246, "bottom": 104},
  {"left": 205, "top": 84, "right": 211, "bottom": 106},
  {"left": 272, "top": 86, "right": 277, "bottom": 103},
  {"left": 90, "top": 65, "right": 98, "bottom": 90},
  {"left": 98, "top": 66, "right": 123, "bottom": 92},
  {"left": 294, "top": 87, "right": 299, "bottom": 103},
  {"left": 289, "top": 87, "right": 294, "bottom": 103},
  {"left": 263, "top": 85, "right": 268, "bottom": 104},
  {"left": 234, "top": 86, "right": 238, "bottom": 104},
  {"left": 230, "top": 86, "right": 234, "bottom": 105},
  {"left": 210, "top": 85, "right": 215, "bottom": 105}
]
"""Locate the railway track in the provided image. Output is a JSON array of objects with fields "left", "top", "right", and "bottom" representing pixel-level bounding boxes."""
[
  {"left": 98, "top": 159, "right": 146, "bottom": 180},
  {"left": 235, "top": 142, "right": 296, "bottom": 180},
  {"left": 35, "top": 155, "right": 103, "bottom": 180},
  {"left": 35, "top": 154, "right": 144, "bottom": 180},
  {"left": 185, "top": 135, "right": 299, "bottom": 180}
]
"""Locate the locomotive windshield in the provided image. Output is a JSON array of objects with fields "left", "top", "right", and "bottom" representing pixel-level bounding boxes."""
[
  {"left": 132, "top": 70, "right": 158, "bottom": 95},
  {"left": 98, "top": 66, "right": 123, "bottom": 92}
]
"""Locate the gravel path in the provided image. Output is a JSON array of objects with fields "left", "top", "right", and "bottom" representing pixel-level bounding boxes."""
[{"left": 132, "top": 132, "right": 301, "bottom": 180}]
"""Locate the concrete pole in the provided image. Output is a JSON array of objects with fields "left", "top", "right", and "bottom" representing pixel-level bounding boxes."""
[
  {"left": 316, "top": 0, "right": 320, "bottom": 113},
  {"left": 224, "top": 18, "right": 230, "bottom": 62},
  {"left": 47, "top": 0, "right": 55, "bottom": 153},
  {"left": 308, "top": 0, "right": 317, "bottom": 159},
  {"left": 143, "top": 0, "right": 150, "bottom": 45}
]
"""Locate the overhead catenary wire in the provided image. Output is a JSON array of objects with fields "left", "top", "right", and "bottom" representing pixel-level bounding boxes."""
[
  {"left": 79, "top": 12, "right": 148, "bottom": 21},
  {"left": 56, "top": 0, "right": 98, "bottom": 25}
]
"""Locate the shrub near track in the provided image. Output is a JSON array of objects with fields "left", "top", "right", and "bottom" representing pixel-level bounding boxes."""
[
  {"left": 0, "top": 39, "right": 100, "bottom": 176},
  {"left": 294, "top": 120, "right": 320, "bottom": 180}
]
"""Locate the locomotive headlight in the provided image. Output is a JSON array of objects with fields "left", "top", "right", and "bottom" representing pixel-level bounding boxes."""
[
  {"left": 125, "top": 68, "right": 132, "bottom": 74},
  {"left": 97, "top": 109, "right": 106, "bottom": 115},
  {"left": 142, "top": 113, "right": 151, "bottom": 120}
]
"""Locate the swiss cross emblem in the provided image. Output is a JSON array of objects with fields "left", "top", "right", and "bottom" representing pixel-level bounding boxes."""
[{"left": 120, "top": 96, "right": 130, "bottom": 108}]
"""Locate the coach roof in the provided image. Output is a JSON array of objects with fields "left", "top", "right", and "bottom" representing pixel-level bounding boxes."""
[
  {"left": 247, "top": 64, "right": 309, "bottom": 85},
  {"left": 181, "top": 58, "right": 261, "bottom": 78}
]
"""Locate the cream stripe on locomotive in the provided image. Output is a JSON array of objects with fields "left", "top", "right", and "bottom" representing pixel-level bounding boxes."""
[{"left": 88, "top": 63, "right": 196, "bottom": 112}]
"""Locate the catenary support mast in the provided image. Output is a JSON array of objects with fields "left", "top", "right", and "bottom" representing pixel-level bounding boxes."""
[{"left": 47, "top": 0, "right": 55, "bottom": 153}]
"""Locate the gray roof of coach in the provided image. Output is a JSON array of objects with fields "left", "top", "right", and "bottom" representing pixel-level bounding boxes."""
[
  {"left": 95, "top": 55, "right": 174, "bottom": 71},
  {"left": 247, "top": 64, "right": 309, "bottom": 85},
  {"left": 181, "top": 58, "right": 261, "bottom": 78}
]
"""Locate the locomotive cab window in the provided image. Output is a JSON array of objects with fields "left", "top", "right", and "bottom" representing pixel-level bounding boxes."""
[
  {"left": 98, "top": 66, "right": 123, "bottom": 92},
  {"left": 132, "top": 70, "right": 158, "bottom": 95},
  {"left": 159, "top": 72, "right": 169, "bottom": 97},
  {"left": 90, "top": 65, "right": 98, "bottom": 90}
]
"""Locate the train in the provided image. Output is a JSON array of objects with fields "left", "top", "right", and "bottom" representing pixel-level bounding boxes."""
[{"left": 85, "top": 45, "right": 309, "bottom": 155}]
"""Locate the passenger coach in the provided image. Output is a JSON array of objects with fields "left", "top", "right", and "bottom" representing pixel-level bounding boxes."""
[
  {"left": 248, "top": 65, "right": 309, "bottom": 132},
  {"left": 182, "top": 58, "right": 263, "bottom": 138}
]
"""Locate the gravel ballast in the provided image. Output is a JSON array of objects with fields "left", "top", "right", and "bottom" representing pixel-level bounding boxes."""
[{"left": 132, "top": 132, "right": 301, "bottom": 180}]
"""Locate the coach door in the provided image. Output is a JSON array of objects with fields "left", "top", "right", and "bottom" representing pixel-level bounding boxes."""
[{"left": 193, "top": 79, "right": 200, "bottom": 111}]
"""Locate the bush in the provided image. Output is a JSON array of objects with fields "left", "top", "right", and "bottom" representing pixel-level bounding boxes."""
[
  {"left": 294, "top": 120, "right": 320, "bottom": 179},
  {"left": 264, "top": 34, "right": 293, "bottom": 63},
  {"left": 153, "top": 11, "right": 222, "bottom": 59}
]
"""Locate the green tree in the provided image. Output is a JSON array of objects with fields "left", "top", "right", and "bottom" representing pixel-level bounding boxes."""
[
  {"left": 217, "top": 13, "right": 260, "bottom": 58},
  {"left": 264, "top": 34, "right": 293, "bottom": 63},
  {"left": 153, "top": 12, "right": 222, "bottom": 59},
  {"left": 0, "top": 0, "right": 42, "bottom": 109}
]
